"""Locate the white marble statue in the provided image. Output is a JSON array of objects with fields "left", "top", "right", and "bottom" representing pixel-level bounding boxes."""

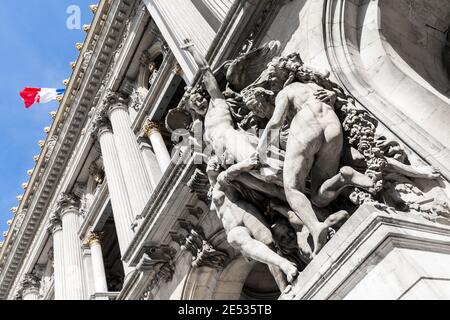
[{"left": 180, "top": 39, "right": 448, "bottom": 281}]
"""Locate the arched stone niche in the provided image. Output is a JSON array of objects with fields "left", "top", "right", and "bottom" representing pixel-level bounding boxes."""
[
  {"left": 263, "top": 0, "right": 450, "bottom": 179},
  {"left": 178, "top": 256, "right": 281, "bottom": 300},
  {"left": 138, "top": 41, "right": 166, "bottom": 90},
  {"left": 323, "top": 0, "right": 450, "bottom": 178}
]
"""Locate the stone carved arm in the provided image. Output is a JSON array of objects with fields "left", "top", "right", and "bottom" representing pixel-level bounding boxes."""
[
  {"left": 217, "top": 158, "right": 261, "bottom": 188},
  {"left": 255, "top": 93, "right": 289, "bottom": 164},
  {"left": 182, "top": 39, "right": 224, "bottom": 101},
  {"left": 385, "top": 157, "right": 441, "bottom": 180}
]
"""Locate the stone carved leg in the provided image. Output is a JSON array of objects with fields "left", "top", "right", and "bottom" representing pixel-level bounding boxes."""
[{"left": 227, "top": 226, "right": 298, "bottom": 284}]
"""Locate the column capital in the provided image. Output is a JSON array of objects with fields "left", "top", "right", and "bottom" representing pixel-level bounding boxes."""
[
  {"left": 104, "top": 90, "right": 129, "bottom": 116},
  {"left": 56, "top": 193, "right": 81, "bottom": 217},
  {"left": 91, "top": 109, "right": 111, "bottom": 138},
  {"left": 84, "top": 231, "right": 105, "bottom": 247},
  {"left": 47, "top": 211, "right": 62, "bottom": 234},
  {"left": 19, "top": 273, "right": 41, "bottom": 297},
  {"left": 142, "top": 119, "right": 161, "bottom": 137}
]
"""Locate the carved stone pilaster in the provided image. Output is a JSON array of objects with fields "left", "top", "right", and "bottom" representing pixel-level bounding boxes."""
[
  {"left": 47, "top": 211, "right": 62, "bottom": 234},
  {"left": 137, "top": 246, "right": 177, "bottom": 283},
  {"left": 18, "top": 273, "right": 41, "bottom": 298},
  {"left": 90, "top": 108, "right": 111, "bottom": 138}
]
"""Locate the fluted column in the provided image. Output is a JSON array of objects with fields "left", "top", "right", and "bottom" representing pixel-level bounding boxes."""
[
  {"left": 59, "top": 194, "right": 86, "bottom": 300},
  {"left": 143, "top": 120, "right": 172, "bottom": 173},
  {"left": 106, "top": 92, "right": 153, "bottom": 217},
  {"left": 85, "top": 232, "right": 108, "bottom": 293},
  {"left": 138, "top": 135, "right": 162, "bottom": 189},
  {"left": 47, "top": 212, "right": 65, "bottom": 300},
  {"left": 20, "top": 274, "right": 40, "bottom": 300},
  {"left": 95, "top": 124, "right": 135, "bottom": 256}
]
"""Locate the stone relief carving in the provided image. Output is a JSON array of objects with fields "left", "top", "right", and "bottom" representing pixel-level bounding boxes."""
[
  {"left": 181, "top": 229, "right": 228, "bottom": 270},
  {"left": 172, "top": 39, "right": 448, "bottom": 289},
  {"left": 138, "top": 245, "right": 177, "bottom": 300}
]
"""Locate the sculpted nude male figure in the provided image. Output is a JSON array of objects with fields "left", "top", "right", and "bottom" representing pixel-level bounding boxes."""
[
  {"left": 206, "top": 157, "right": 299, "bottom": 285},
  {"left": 256, "top": 70, "right": 375, "bottom": 255},
  {"left": 181, "top": 41, "right": 258, "bottom": 164}
]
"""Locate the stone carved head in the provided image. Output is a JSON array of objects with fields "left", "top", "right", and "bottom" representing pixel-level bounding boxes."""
[
  {"left": 242, "top": 87, "right": 275, "bottom": 119},
  {"left": 183, "top": 85, "right": 209, "bottom": 117}
]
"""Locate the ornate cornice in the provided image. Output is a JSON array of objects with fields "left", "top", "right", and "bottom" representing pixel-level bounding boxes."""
[{"left": 0, "top": 0, "right": 138, "bottom": 299}]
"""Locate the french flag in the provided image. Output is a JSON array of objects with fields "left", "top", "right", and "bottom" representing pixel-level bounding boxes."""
[{"left": 20, "top": 88, "right": 65, "bottom": 109}]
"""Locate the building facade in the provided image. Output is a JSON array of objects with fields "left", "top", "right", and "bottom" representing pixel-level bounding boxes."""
[{"left": 0, "top": 0, "right": 449, "bottom": 300}]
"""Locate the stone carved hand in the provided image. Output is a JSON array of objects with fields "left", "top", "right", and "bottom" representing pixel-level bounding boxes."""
[
  {"left": 181, "top": 39, "right": 195, "bottom": 52},
  {"left": 413, "top": 165, "right": 441, "bottom": 179},
  {"left": 314, "top": 88, "right": 337, "bottom": 106}
]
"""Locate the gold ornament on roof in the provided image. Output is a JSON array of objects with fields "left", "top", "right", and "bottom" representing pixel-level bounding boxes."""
[
  {"left": 22, "top": 183, "right": 29, "bottom": 190},
  {"left": 90, "top": 4, "right": 98, "bottom": 14},
  {"left": 16, "top": 195, "right": 23, "bottom": 202},
  {"left": 83, "top": 24, "right": 91, "bottom": 32},
  {"left": 38, "top": 140, "right": 46, "bottom": 148},
  {"left": 75, "top": 43, "right": 83, "bottom": 51}
]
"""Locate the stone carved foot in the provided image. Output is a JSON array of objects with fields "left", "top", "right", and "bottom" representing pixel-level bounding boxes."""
[
  {"left": 323, "top": 210, "right": 349, "bottom": 229},
  {"left": 310, "top": 223, "right": 331, "bottom": 256},
  {"left": 280, "top": 260, "right": 299, "bottom": 284},
  {"left": 297, "top": 228, "right": 313, "bottom": 260},
  {"left": 339, "top": 166, "right": 375, "bottom": 193}
]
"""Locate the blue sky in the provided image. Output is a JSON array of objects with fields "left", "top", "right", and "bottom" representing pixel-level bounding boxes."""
[{"left": 0, "top": 1, "right": 93, "bottom": 240}]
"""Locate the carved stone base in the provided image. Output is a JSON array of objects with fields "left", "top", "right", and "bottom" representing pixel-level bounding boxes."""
[{"left": 281, "top": 205, "right": 450, "bottom": 300}]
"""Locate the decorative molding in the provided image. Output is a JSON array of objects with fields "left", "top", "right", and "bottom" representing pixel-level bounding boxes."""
[
  {"left": 0, "top": 0, "right": 136, "bottom": 299},
  {"left": 47, "top": 211, "right": 62, "bottom": 235},
  {"left": 181, "top": 229, "right": 228, "bottom": 270},
  {"left": 137, "top": 245, "right": 177, "bottom": 300}
]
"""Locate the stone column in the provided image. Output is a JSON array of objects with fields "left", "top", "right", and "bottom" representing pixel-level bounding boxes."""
[
  {"left": 137, "top": 134, "right": 163, "bottom": 189},
  {"left": 143, "top": 120, "right": 172, "bottom": 173},
  {"left": 81, "top": 244, "right": 95, "bottom": 298},
  {"left": 92, "top": 116, "right": 134, "bottom": 272},
  {"left": 20, "top": 273, "right": 41, "bottom": 300},
  {"left": 106, "top": 92, "right": 153, "bottom": 217},
  {"left": 58, "top": 194, "right": 86, "bottom": 300},
  {"left": 85, "top": 232, "right": 108, "bottom": 293},
  {"left": 47, "top": 212, "right": 65, "bottom": 300}
]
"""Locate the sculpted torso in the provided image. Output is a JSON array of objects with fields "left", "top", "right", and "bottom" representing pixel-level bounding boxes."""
[{"left": 282, "top": 82, "right": 339, "bottom": 129}]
